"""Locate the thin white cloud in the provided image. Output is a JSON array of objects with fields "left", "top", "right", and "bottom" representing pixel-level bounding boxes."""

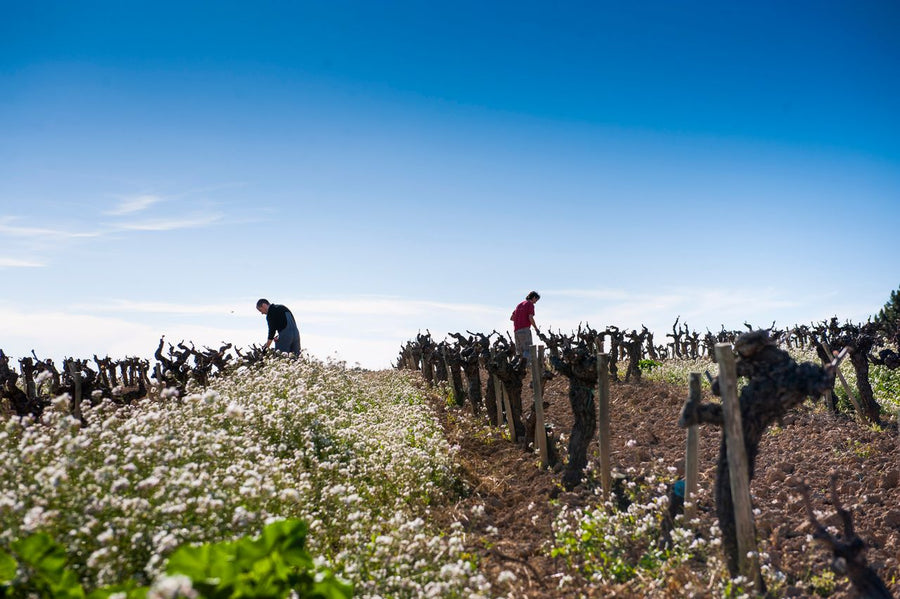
[
  {"left": 544, "top": 288, "right": 630, "bottom": 301},
  {"left": 10, "top": 287, "right": 878, "bottom": 371},
  {"left": 113, "top": 212, "right": 224, "bottom": 231},
  {"left": 540, "top": 286, "right": 816, "bottom": 337},
  {"left": 105, "top": 194, "right": 164, "bottom": 215},
  {"left": 69, "top": 300, "right": 242, "bottom": 315},
  {"left": 297, "top": 297, "right": 496, "bottom": 318},
  {"left": 70, "top": 296, "right": 497, "bottom": 320},
  {"left": 0, "top": 257, "right": 45, "bottom": 268},
  {"left": 0, "top": 305, "right": 257, "bottom": 363},
  {"left": 0, "top": 216, "right": 101, "bottom": 239}
]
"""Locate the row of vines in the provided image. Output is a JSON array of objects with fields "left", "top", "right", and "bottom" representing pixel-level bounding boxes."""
[
  {"left": 395, "top": 316, "right": 900, "bottom": 597},
  {"left": 0, "top": 337, "right": 268, "bottom": 419}
]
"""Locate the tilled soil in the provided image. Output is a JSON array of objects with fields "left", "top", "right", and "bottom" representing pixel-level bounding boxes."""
[{"left": 425, "top": 370, "right": 900, "bottom": 598}]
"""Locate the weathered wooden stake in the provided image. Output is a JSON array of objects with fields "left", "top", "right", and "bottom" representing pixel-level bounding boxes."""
[
  {"left": 823, "top": 342, "right": 864, "bottom": 420},
  {"left": 684, "top": 373, "right": 701, "bottom": 522},
  {"left": 500, "top": 383, "right": 517, "bottom": 442},
  {"left": 597, "top": 351, "right": 611, "bottom": 497},
  {"left": 492, "top": 373, "right": 504, "bottom": 429},
  {"left": 530, "top": 345, "right": 549, "bottom": 468},
  {"left": 715, "top": 343, "right": 763, "bottom": 592}
]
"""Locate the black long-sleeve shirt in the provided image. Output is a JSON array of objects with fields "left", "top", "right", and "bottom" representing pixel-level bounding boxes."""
[{"left": 266, "top": 304, "right": 295, "bottom": 340}]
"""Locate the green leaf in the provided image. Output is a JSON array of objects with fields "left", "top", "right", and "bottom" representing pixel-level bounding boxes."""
[
  {"left": 0, "top": 550, "right": 17, "bottom": 584},
  {"left": 310, "top": 574, "right": 354, "bottom": 599},
  {"left": 12, "top": 533, "right": 69, "bottom": 582}
]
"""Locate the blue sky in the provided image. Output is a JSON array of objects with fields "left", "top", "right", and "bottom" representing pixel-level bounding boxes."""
[{"left": 2, "top": 2, "right": 898, "bottom": 368}]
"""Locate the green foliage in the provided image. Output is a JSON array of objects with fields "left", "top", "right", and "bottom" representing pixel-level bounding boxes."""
[
  {"left": 0, "top": 520, "right": 351, "bottom": 599},
  {"left": 808, "top": 568, "right": 836, "bottom": 596},
  {"left": 166, "top": 519, "right": 351, "bottom": 599},
  {"left": 550, "top": 476, "right": 696, "bottom": 585},
  {"left": 832, "top": 362, "right": 900, "bottom": 414},
  {"left": 869, "top": 365, "right": 900, "bottom": 412},
  {"left": 638, "top": 359, "right": 662, "bottom": 372},
  {"left": 874, "top": 284, "right": 900, "bottom": 333},
  {"left": 1, "top": 533, "right": 97, "bottom": 598}
]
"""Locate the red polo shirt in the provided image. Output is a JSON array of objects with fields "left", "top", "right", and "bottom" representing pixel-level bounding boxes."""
[{"left": 512, "top": 300, "right": 534, "bottom": 331}]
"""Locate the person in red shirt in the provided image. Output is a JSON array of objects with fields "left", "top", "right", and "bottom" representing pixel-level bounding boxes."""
[{"left": 510, "top": 291, "right": 540, "bottom": 359}]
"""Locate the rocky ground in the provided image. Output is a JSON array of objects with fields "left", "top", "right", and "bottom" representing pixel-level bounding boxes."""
[{"left": 425, "top": 369, "right": 900, "bottom": 598}]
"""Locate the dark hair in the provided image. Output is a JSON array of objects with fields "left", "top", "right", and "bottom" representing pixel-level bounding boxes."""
[
  {"left": 526, "top": 291, "right": 540, "bottom": 301},
  {"left": 256, "top": 298, "right": 270, "bottom": 308}
]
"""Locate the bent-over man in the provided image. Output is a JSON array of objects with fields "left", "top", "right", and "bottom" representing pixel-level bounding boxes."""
[{"left": 256, "top": 298, "right": 301, "bottom": 356}]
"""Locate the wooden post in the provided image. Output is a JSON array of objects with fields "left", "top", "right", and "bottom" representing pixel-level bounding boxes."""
[
  {"left": 500, "top": 383, "right": 517, "bottom": 442},
  {"left": 492, "top": 374, "right": 504, "bottom": 428},
  {"left": 684, "top": 373, "right": 701, "bottom": 522},
  {"left": 823, "top": 387, "right": 834, "bottom": 412},
  {"left": 530, "top": 345, "right": 549, "bottom": 468},
  {"left": 823, "top": 342, "right": 864, "bottom": 420},
  {"left": 442, "top": 354, "right": 453, "bottom": 399},
  {"left": 597, "top": 351, "right": 611, "bottom": 497},
  {"left": 715, "top": 343, "right": 763, "bottom": 592},
  {"left": 66, "top": 359, "right": 83, "bottom": 421}
]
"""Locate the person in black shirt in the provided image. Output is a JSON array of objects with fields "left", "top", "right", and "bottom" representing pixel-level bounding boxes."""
[{"left": 256, "top": 298, "right": 301, "bottom": 356}]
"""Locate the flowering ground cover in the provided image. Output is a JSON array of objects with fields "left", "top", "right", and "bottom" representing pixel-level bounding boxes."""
[
  {"left": 0, "top": 355, "right": 491, "bottom": 598},
  {"left": 2, "top": 350, "right": 897, "bottom": 598}
]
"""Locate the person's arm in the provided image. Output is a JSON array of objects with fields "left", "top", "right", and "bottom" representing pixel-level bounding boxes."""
[
  {"left": 530, "top": 314, "right": 538, "bottom": 332},
  {"left": 263, "top": 311, "right": 279, "bottom": 348}
]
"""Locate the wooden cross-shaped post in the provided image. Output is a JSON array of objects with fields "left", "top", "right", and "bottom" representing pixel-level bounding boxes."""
[
  {"left": 715, "top": 343, "right": 763, "bottom": 592},
  {"left": 823, "top": 342, "right": 864, "bottom": 420}
]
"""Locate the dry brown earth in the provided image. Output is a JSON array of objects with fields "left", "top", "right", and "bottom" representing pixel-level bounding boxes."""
[{"left": 424, "top": 369, "right": 900, "bottom": 598}]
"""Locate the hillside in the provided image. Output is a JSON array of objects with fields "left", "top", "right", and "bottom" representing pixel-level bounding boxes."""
[
  {"left": 1, "top": 351, "right": 897, "bottom": 598},
  {"left": 425, "top": 368, "right": 900, "bottom": 598}
]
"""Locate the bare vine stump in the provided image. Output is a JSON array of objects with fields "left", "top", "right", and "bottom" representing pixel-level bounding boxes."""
[
  {"left": 488, "top": 338, "right": 527, "bottom": 441},
  {"left": 417, "top": 333, "right": 436, "bottom": 385},
  {"left": 624, "top": 329, "right": 647, "bottom": 383},
  {"left": 432, "top": 350, "right": 448, "bottom": 383},
  {"left": 801, "top": 476, "right": 892, "bottom": 599},
  {"left": 66, "top": 359, "right": 83, "bottom": 422},
  {"left": 678, "top": 330, "right": 833, "bottom": 583},
  {"left": 540, "top": 330, "right": 597, "bottom": 490},
  {"left": 451, "top": 333, "right": 484, "bottom": 415},
  {"left": 1, "top": 351, "right": 33, "bottom": 416},
  {"left": 445, "top": 347, "right": 467, "bottom": 408}
]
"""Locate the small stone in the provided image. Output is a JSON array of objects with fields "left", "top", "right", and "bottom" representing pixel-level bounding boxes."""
[
  {"left": 884, "top": 510, "right": 900, "bottom": 528},
  {"left": 881, "top": 470, "right": 899, "bottom": 489}
]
